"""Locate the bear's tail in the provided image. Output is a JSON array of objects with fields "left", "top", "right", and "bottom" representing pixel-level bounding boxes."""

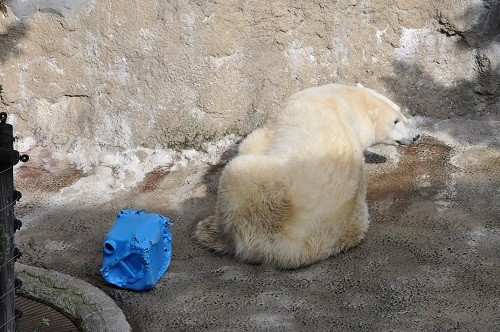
[{"left": 194, "top": 215, "right": 232, "bottom": 254}]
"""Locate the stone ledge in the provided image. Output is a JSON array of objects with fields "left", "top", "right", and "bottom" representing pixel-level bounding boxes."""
[{"left": 15, "top": 263, "right": 131, "bottom": 332}]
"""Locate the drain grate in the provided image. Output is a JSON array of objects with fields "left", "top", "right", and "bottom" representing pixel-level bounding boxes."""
[{"left": 15, "top": 295, "right": 81, "bottom": 332}]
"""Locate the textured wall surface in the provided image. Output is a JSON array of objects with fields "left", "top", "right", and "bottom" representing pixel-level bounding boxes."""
[{"left": 0, "top": 0, "right": 498, "bottom": 157}]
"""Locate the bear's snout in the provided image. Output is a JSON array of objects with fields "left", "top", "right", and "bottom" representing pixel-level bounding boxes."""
[{"left": 413, "top": 134, "right": 420, "bottom": 142}]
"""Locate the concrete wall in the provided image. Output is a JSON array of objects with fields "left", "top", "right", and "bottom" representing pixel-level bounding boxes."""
[{"left": 0, "top": 0, "right": 498, "bottom": 157}]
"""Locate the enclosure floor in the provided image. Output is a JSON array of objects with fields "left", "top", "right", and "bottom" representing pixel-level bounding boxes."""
[{"left": 13, "top": 118, "right": 500, "bottom": 332}]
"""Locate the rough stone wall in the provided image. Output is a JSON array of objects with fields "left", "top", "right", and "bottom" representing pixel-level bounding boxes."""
[{"left": 0, "top": 0, "right": 498, "bottom": 156}]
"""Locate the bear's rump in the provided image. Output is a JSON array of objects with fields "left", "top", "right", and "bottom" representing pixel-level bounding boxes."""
[{"left": 219, "top": 153, "right": 363, "bottom": 268}]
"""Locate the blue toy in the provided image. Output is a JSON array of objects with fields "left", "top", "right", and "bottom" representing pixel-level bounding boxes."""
[{"left": 100, "top": 209, "right": 173, "bottom": 291}]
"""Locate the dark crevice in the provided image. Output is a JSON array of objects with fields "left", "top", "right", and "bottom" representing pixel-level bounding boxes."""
[{"left": 64, "top": 94, "right": 90, "bottom": 99}]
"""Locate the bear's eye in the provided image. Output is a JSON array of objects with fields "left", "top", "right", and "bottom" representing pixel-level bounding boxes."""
[{"left": 394, "top": 119, "right": 400, "bottom": 124}]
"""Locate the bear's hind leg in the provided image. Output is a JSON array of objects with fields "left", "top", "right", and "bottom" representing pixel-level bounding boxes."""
[
  {"left": 194, "top": 215, "right": 233, "bottom": 254},
  {"left": 218, "top": 155, "right": 295, "bottom": 265}
]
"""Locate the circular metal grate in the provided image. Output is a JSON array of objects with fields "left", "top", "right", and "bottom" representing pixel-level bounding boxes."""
[{"left": 15, "top": 295, "right": 81, "bottom": 332}]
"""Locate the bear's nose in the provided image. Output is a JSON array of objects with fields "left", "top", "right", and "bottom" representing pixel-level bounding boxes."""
[{"left": 413, "top": 134, "right": 420, "bottom": 142}]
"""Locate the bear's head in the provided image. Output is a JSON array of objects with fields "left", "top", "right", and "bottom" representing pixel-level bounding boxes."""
[{"left": 366, "top": 89, "right": 420, "bottom": 146}]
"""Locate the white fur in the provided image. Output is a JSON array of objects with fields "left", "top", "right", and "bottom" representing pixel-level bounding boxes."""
[{"left": 195, "top": 84, "right": 419, "bottom": 269}]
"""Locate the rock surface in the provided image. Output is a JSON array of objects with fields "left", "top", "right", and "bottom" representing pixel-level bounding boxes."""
[{"left": 1, "top": 0, "right": 498, "bottom": 158}]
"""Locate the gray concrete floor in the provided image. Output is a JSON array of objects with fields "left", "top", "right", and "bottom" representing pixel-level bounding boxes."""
[{"left": 13, "top": 117, "right": 500, "bottom": 331}]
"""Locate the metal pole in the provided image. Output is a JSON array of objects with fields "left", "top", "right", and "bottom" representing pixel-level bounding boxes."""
[{"left": 0, "top": 112, "right": 15, "bottom": 332}]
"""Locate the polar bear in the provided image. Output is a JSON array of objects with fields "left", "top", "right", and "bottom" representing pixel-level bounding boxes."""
[{"left": 195, "top": 84, "right": 419, "bottom": 269}]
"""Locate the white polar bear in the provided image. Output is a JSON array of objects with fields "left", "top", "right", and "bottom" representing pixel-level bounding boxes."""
[{"left": 195, "top": 84, "right": 419, "bottom": 269}]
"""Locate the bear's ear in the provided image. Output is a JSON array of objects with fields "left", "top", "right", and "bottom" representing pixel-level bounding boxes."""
[
  {"left": 356, "top": 83, "right": 364, "bottom": 88},
  {"left": 368, "top": 108, "right": 379, "bottom": 120}
]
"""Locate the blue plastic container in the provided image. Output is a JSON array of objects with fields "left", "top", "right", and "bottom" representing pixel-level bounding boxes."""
[{"left": 100, "top": 209, "right": 173, "bottom": 291}]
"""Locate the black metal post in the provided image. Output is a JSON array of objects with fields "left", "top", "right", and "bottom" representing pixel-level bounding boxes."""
[{"left": 0, "top": 112, "right": 16, "bottom": 332}]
